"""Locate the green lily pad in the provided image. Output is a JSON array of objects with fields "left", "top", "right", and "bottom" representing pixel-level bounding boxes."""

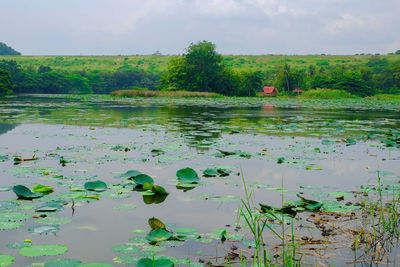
[
  {"left": 113, "top": 255, "right": 140, "bottom": 265},
  {"left": 119, "top": 170, "right": 142, "bottom": 179},
  {"left": 0, "top": 221, "right": 24, "bottom": 230},
  {"left": 113, "top": 204, "right": 137, "bottom": 211},
  {"left": 203, "top": 169, "right": 219, "bottom": 177},
  {"left": 0, "top": 211, "right": 32, "bottom": 222},
  {"left": 0, "top": 254, "right": 14, "bottom": 267},
  {"left": 28, "top": 225, "right": 59, "bottom": 235},
  {"left": 149, "top": 217, "right": 166, "bottom": 230},
  {"left": 0, "top": 187, "right": 11, "bottom": 192},
  {"left": 146, "top": 228, "right": 173, "bottom": 242},
  {"left": 176, "top": 168, "right": 199, "bottom": 183},
  {"left": 111, "top": 245, "right": 141, "bottom": 254},
  {"left": 33, "top": 184, "right": 54, "bottom": 193},
  {"left": 44, "top": 259, "right": 82, "bottom": 267},
  {"left": 12, "top": 185, "right": 43, "bottom": 200},
  {"left": 131, "top": 174, "right": 154, "bottom": 185},
  {"left": 36, "top": 216, "right": 72, "bottom": 225},
  {"left": 84, "top": 180, "right": 108, "bottom": 192},
  {"left": 7, "top": 241, "right": 32, "bottom": 249},
  {"left": 19, "top": 244, "right": 68, "bottom": 257},
  {"left": 76, "top": 263, "right": 115, "bottom": 267},
  {"left": 137, "top": 258, "right": 174, "bottom": 267}
]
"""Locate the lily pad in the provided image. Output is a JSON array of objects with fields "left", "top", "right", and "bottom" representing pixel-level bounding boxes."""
[
  {"left": 33, "top": 184, "right": 54, "bottom": 194},
  {"left": 28, "top": 225, "right": 60, "bottom": 235},
  {"left": 36, "top": 216, "right": 72, "bottom": 225},
  {"left": 44, "top": 259, "right": 82, "bottom": 267},
  {"left": 146, "top": 228, "right": 173, "bottom": 242},
  {"left": 76, "top": 263, "right": 115, "bottom": 267},
  {"left": 0, "top": 211, "right": 32, "bottom": 222},
  {"left": 12, "top": 185, "right": 43, "bottom": 200},
  {"left": 176, "top": 168, "right": 199, "bottom": 183},
  {"left": 19, "top": 244, "right": 68, "bottom": 257},
  {"left": 119, "top": 170, "right": 142, "bottom": 179},
  {"left": 7, "top": 241, "right": 32, "bottom": 249},
  {"left": 137, "top": 258, "right": 174, "bottom": 267},
  {"left": 0, "top": 254, "right": 14, "bottom": 267},
  {"left": 111, "top": 245, "right": 141, "bottom": 254},
  {"left": 131, "top": 174, "right": 154, "bottom": 185},
  {"left": 149, "top": 217, "right": 166, "bottom": 230},
  {"left": 0, "top": 221, "right": 24, "bottom": 230},
  {"left": 84, "top": 180, "right": 108, "bottom": 192}
]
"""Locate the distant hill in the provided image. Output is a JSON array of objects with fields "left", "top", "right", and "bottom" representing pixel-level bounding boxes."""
[{"left": 0, "top": 42, "right": 21, "bottom": 55}]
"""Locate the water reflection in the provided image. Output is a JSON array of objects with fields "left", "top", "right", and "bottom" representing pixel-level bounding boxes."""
[{"left": 0, "top": 123, "right": 16, "bottom": 136}]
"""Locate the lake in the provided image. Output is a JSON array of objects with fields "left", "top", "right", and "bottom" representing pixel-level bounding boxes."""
[{"left": 0, "top": 95, "right": 399, "bottom": 266}]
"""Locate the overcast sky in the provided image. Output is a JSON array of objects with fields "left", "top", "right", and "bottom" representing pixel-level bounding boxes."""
[{"left": 1, "top": 0, "right": 400, "bottom": 55}]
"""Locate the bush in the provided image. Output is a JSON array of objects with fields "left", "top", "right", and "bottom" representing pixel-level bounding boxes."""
[
  {"left": 110, "top": 89, "right": 222, "bottom": 98},
  {"left": 365, "top": 94, "right": 400, "bottom": 100},
  {"left": 298, "top": 88, "right": 358, "bottom": 99}
]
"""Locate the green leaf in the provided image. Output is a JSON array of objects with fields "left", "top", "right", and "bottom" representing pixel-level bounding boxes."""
[
  {"left": 152, "top": 185, "right": 169, "bottom": 195},
  {"left": 131, "top": 174, "right": 154, "bottom": 185},
  {"left": 28, "top": 225, "right": 59, "bottom": 235},
  {"left": 12, "top": 185, "right": 43, "bottom": 200},
  {"left": 203, "top": 169, "right": 219, "bottom": 177},
  {"left": 33, "top": 184, "right": 54, "bottom": 193},
  {"left": 119, "top": 170, "right": 141, "bottom": 179},
  {"left": 137, "top": 258, "right": 174, "bottom": 267},
  {"left": 176, "top": 168, "right": 199, "bottom": 183},
  {"left": 0, "top": 221, "right": 24, "bottom": 230},
  {"left": 19, "top": 244, "right": 68, "bottom": 257},
  {"left": 277, "top": 157, "right": 285, "bottom": 164},
  {"left": 148, "top": 217, "right": 166, "bottom": 230},
  {"left": 0, "top": 254, "right": 14, "bottom": 267},
  {"left": 44, "top": 259, "right": 82, "bottom": 267},
  {"left": 111, "top": 245, "right": 141, "bottom": 254},
  {"left": 146, "top": 228, "right": 173, "bottom": 242},
  {"left": 76, "top": 263, "right": 115, "bottom": 267},
  {"left": 84, "top": 180, "right": 108, "bottom": 192}
]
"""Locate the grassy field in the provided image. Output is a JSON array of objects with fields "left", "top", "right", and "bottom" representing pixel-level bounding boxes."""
[{"left": 1, "top": 54, "right": 399, "bottom": 74}]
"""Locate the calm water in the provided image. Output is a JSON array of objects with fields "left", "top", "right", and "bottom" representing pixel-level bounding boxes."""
[{"left": 0, "top": 95, "right": 399, "bottom": 266}]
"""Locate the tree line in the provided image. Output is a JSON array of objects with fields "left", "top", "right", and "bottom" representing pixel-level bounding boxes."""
[
  {"left": 1, "top": 40, "right": 400, "bottom": 97},
  {"left": 0, "top": 60, "right": 159, "bottom": 96}
]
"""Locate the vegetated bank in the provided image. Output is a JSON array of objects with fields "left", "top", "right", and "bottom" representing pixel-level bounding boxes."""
[{"left": 1, "top": 41, "right": 400, "bottom": 98}]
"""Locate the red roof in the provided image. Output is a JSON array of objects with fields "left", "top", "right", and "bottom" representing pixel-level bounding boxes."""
[{"left": 263, "top": 86, "right": 278, "bottom": 94}]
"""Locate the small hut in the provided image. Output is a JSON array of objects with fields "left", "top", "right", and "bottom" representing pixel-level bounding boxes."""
[{"left": 262, "top": 86, "right": 278, "bottom": 96}]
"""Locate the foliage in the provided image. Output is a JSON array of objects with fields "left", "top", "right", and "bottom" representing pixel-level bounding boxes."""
[
  {"left": 160, "top": 41, "right": 263, "bottom": 96},
  {"left": 0, "top": 42, "right": 21, "bottom": 55},
  {"left": 0, "top": 69, "right": 12, "bottom": 96},
  {"left": 111, "top": 89, "right": 222, "bottom": 98},
  {"left": 298, "top": 88, "right": 358, "bottom": 99}
]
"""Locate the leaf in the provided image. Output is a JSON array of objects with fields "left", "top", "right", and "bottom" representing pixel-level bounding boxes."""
[
  {"left": 131, "top": 174, "right": 154, "bottom": 185},
  {"left": 146, "top": 228, "right": 173, "bottom": 242},
  {"left": 119, "top": 170, "right": 142, "bottom": 179},
  {"left": 305, "top": 165, "right": 322, "bottom": 170},
  {"left": 84, "top": 180, "right": 108, "bottom": 192},
  {"left": 33, "top": 184, "right": 54, "bottom": 193},
  {"left": 203, "top": 169, "right": 219, "bottom": 177},
  {"left": 259, "top": 203, "right": 297, "bottom": 217},
  {"left": 142, "top": 194, "right": 167, "bottom": 204},
  {"left": 44, "top": 259, "right": 82, "bottom": 267},
  {"left": 0, "top": 221, "right": 24, "bottom": 230},
  {"left": 277, "top": 157, "right": 285, "bottom": 164},
  {"left": 137, "top": 258, "right": 174, "bottom": 267},
  {"left": 0, "top": 211, "right": 32, "bottom": 222},
  {"left": 12, "top": 185, "right": 43, "bottom": 200},
  {"left": 148, "top": 217, "right": 166, "bottom": 230},
  {"left": 19, "top": 244, "right": 68, "bottom": 257},
  {"left": 345, "top": 138, "right": 356, "bottom": 146},
  {"left": 152, "top": 185, "right": 169, "bottom": 195},
  {"left": 176, "top": 168, "right": 199, "bottom": 183},
  {"left": 111, "top": 245, "right": 141, "bottom": 254},
  {"left": 28, "top": 225, "right": 59, "bottom": 235},
  {"left": 0, "top": 254, "right": 14, "bottom": 267},
  {"left": 76, "top": 263, "right": 115, "bottom": 267}
]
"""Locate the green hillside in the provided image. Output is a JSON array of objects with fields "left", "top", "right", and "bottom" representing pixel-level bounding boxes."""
[{"left": 1, "top": 54, "right": 399, "bottom": 74}]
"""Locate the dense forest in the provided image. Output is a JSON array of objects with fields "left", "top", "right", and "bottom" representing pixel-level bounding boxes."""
[{"left": 0, "top": 41, "right": 399, "bottom": 97}]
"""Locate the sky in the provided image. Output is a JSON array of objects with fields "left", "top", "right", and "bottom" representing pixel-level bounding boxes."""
[{"left": 1, "top": 0, "right": 400, "bottom": 55}]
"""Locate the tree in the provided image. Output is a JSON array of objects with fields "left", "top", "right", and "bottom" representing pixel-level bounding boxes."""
[
  {"left": 274, "top": 64, "right": 305, "bottom": 92},
  {"left": 0, "top": 42, "right": 21, "bottom": 55},
  {"left": 0, "top": 69, "right": 12, "bottom": 96},
  {"left": 184, "top": 41, "right": 224, "bottom": 92},
  {"left": 395, "top": 50, "right": 400, "bottom": 55}
]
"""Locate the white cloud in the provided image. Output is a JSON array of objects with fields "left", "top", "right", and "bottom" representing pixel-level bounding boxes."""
[{"left": 325, "top": 13, "right": 380, "bottom": 35}]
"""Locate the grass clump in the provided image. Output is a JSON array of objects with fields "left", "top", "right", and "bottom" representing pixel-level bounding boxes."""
[
  {"left": 365, "top": 94, "right": 400, "bottom": 100},
  {"left": 110, "top": 89, "right": 223, "bottom": 98},
  {"left": 298, "top": 88, "right": 358, "bottom": 99}
]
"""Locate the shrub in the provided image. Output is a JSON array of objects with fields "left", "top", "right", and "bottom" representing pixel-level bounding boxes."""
[{"left": 298, "top": 88, "right": 358, "bottom": 99}]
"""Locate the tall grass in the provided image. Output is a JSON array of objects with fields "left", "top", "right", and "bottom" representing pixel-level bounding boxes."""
[
  {"left": 298, "top": 88, "right": 358, "bottom": 99},
  {"left": 365, "top": 94, "right": 400, "bottom": 100},
  {"left": 110, "top": 89, "right": 223, "bottom": 98}
]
